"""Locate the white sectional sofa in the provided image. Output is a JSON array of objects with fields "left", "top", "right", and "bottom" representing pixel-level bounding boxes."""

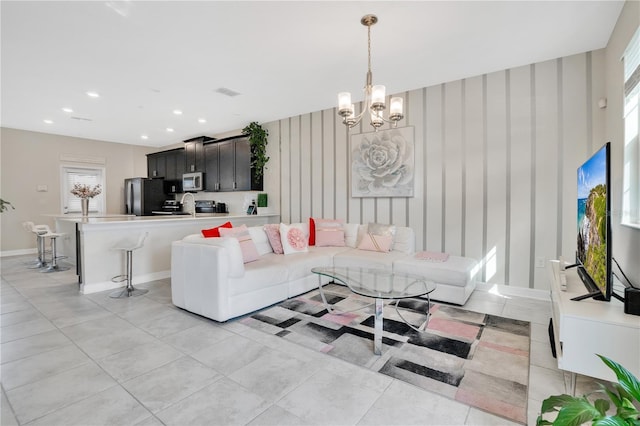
[{"left": 171, "top": 222, "right": 478, "bottom": 322}]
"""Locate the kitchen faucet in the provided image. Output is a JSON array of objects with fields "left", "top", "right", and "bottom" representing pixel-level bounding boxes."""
[{"left": 180, "top": 192, "right": 196, "bottom": 217}]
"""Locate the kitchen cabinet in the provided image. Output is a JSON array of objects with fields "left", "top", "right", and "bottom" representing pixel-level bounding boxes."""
[
  {"left": 147, "top": 152, "right": 167, "bottom": 178},
  {"left": 204, "top": 136, "right": 256, "bottom": 192},
  {"left": 147, "top": 148, "right": 186, "bottom": 193},
  {"left": 164, "top": 149, "right": 185, "bottom": 193},
  {"left": 184, "top": 136, "right": 213, "bottom": 173},
  {"left": 204, "top": 143, "right": 220, "bottom": 191}
]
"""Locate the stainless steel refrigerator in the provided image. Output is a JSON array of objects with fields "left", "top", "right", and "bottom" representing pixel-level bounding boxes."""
[{"left": 124, "top": 178, "right": 165, "bottom": 216}]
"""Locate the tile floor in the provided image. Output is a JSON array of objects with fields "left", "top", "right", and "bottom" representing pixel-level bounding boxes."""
[{"left": 1, "top": 255, "right": 602, "bottom": 425}]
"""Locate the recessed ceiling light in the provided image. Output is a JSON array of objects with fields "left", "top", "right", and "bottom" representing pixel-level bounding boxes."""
[
  {"left": 173, "top": 109, "right": 183, "bottom": 115},
  {"left": 141, "top": 135, "right": 149, "bottom": 140},
  {"left": 198, "top": 118, "right": 207, "bottom": 123},
  {"left": 62, "top": 107, "right": 73, "bottom": 113},
  {"left": 166, "top": 128, "right": 174, "bottom": 132},
  {"left": 43, "top": 119, "right": 53, "bottom": 124},
  {"left": 86, "top": 91, "right": 100, "bottom": 98}
]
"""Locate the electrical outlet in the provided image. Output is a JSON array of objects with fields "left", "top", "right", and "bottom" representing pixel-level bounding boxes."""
[{"left": 535, "top": 257, "right": 545, "bottom": 268}]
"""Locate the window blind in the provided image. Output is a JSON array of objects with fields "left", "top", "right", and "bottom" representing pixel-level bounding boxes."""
[
  {"left": 64, "top": 168, "right": 103, "bottom": 213},
  {"left": 624, "top": 27, "right": 639, "bottom": 97}
]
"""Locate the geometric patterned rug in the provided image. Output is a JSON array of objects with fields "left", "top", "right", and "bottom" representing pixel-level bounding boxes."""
[{"left": 241, "top": 284, "right": 530, "bottom": 424}]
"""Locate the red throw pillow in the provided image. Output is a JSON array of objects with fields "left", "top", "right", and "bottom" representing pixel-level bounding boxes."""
[
  {"left": 309, "top": 217, "right": 316, "bottom": 246},
  {"left": 201, "top": 221, "right": 233, "bottom": 238}
]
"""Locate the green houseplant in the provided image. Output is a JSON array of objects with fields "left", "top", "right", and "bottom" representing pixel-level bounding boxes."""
[
  {"left": 0, "top": 198, "right": 14, "bottom": 213},
  {"left": 257, "top": 193, "right": 268, "bottom": 208},
  {"left": 537, "top": 355, "right": 640, "bottom": 426},
  {"left": 242, "top": 122, "right": 269, "bottom": 180}
]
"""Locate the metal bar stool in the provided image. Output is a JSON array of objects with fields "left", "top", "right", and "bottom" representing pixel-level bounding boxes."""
[
  {"left": 39, "top": 226, "right": 69, "bottom": 273},
  {"left": 22, "top": 221, "right": 51, "bottom": 268},
  {"left": 110, "top": 232, "right": 149, "bottom": 298}
]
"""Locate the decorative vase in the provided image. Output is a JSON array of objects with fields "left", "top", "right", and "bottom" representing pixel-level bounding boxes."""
[{"left": 81, "top": 198, "right": 89, "bottom": 216}]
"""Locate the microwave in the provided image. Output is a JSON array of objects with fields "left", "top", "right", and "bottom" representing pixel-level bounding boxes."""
[{"left": 182, "top": 172, "right": 204, "bottom": 192}]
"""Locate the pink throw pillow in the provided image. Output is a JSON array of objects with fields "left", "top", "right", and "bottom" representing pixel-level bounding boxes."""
[
  {"left": 357, "top": 233, "right": 393, "bottom": 252},
  {"left": 280, "top": 223, "right": 309, "bottom": 255},
  {"left": 219, "top": 224, "right": 260, "bottom": 263},
  {"left": 314, "top": 219, "right": 345, "bottom": 247},
  {"left": 263, "top": 224, "right": 284, "bottom": 254}
]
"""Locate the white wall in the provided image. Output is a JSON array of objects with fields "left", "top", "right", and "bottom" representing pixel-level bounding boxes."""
[
  {"left": 264, "top": 49, "right": 616, "bottom": 291},
  {"left": 0, "top": 128, "right": 152, "bottom": 253}
]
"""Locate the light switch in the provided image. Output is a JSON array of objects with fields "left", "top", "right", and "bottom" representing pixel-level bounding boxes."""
[{"left": 37, "top": 185, "right": 48, "bottom": 192}]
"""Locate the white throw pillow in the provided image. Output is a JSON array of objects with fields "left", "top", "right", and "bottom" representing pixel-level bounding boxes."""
[
  {"left": 248, "top": 226, "right": 273, "bottom": 256},
  {"left": 279, "top": 223, "right": 309, "bottom": 255}
]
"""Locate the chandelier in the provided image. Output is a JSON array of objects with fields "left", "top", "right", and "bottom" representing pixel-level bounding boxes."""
[{"left": 337, "top": 14, "right": 404, "bottom": 130}]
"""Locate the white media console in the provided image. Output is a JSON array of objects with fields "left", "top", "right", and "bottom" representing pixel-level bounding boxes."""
[{"left": 548, "top": 260, "right": 640, "bottom": 392}]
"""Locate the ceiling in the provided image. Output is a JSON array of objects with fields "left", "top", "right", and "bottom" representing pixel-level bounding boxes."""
[{"left": 1, "top": 1, "right": 625, "bottom": 148}]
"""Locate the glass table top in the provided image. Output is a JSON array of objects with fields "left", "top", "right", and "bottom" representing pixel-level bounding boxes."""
[{"left": 311, "top": 266, "right": 436, "bottom": 300}]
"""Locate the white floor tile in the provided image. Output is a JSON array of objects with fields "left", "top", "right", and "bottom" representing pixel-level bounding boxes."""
[
  {"left": 5, "top": 363, "right": 117, "bottom": 424},
  {"left": 0, "top": 255, "right": 607, "bottom": 426},
  {"left": 27, "top": 385, "right": 151, "bottom": 426},
  {"left": 155, "top": 378, "right": 270, "bottom": 426},
  {"left": 277, "top": 370, "right": 383, "bottom": 425}
]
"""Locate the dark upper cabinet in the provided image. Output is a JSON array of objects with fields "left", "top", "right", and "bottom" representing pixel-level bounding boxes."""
[
  {"left": 147, "top": 148, "right": 186, "bottom": 193},
  {"left": 147, "top": 152, "right": 167, "bottom": 178},
  {"left": 148, "top": 135, "right": 259, "bottom": 193},
  {"left": 184, "top": 136, "right": 212, "bottom": 173},
  {"left": 204, "top": 143, "right": 220, "bottom": 191},
  {"left": 234, "top": 137, "right": 252, "bottom": 191},
  {"left": 175, "top": 149, "right": 186, "bottom": 180},
  {"left": 165, "top": 149, "right": 185, "bottom": 193},
  {"left": 218, "top": 140, "right": 235, "bottom": 191},
  {"left": 204, "top": 136, "right": 257, "bottom": 192}
]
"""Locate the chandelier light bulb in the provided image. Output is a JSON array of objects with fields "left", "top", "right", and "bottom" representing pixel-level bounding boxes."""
[
  {"left": 371, "top": 85, "right": 386, "bottom": 110},
  {"left": 390, "top": 97, "right": 404, "bottom": 122},
  {"left": 338, "top": 92, "right": 352, "bottom": 116}
]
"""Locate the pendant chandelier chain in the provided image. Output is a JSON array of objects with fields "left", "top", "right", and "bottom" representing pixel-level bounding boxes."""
[{"left": 367, "top": 23, "right": 372, "bottom": 80}]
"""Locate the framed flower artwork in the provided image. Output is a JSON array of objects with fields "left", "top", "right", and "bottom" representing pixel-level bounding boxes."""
[{"left": 350, "top": 126, "right": 415, "bottom": 197}]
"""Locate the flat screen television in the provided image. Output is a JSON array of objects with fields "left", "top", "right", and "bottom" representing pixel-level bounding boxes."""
[{"left": 574, "top": 142, "right": 612, "bottom": 302}]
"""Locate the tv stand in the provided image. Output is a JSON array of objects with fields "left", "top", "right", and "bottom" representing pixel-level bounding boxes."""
[{"left": 549, "top": 260, "right": 640, "bottom": 394}]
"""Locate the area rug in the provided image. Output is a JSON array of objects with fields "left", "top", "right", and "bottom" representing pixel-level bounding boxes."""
[{"left": 240, "top": 284, "right": 530, "bottom": 424}]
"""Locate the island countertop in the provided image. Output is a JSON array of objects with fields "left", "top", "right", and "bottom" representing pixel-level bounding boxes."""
[{"left": 54, "top": 213, "right": 280, "bottom": 294}]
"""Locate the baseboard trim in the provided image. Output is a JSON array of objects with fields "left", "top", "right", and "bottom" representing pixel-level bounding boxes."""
[
  {"left": 80, "top": 270, "right": 171, "bottom": 294},
  {"left": 1, "top": 248, "right": 38, "bottom": 258},
  {"left": 476, "top": 282, "right": 550, "bottom": 301}
]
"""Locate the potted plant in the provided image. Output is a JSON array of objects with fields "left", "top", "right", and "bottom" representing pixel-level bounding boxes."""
[
  {"left": 242, "top": 122, "right": 269, "bottom": 189},
  {"left": 0, "top": 198, "right": 14, "bottom": 212},
  {"left": 537, "top": 355, "right": 640, "bottom": 425},
  {"left": 256, "top": 193, "right": 268, "bottom": 214}
]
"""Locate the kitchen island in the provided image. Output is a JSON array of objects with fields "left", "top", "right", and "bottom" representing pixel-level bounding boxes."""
[{"left": 54, "top": 213, "right": 279, "bottom": 294}]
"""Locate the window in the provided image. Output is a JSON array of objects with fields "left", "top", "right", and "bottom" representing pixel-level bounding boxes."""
[
  {"left": 622, "top": 27, "right": 640, "bottom": 229},
  {"left": 61, "top": 166, "right": 105, "bottom": 214}
]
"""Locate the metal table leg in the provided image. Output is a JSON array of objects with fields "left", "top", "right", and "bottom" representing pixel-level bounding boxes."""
[{"left": 374, "top": 298, "right": 383, "bottom": 355}]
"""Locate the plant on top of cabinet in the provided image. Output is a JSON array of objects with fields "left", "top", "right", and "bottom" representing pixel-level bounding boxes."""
[{"left": 242, "top": 122, "right": 269, "bottom": 179}]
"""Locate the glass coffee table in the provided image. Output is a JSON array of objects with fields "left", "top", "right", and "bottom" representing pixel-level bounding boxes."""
[{"left": 311, "top": 266, "right": 436, "bottom": 355}]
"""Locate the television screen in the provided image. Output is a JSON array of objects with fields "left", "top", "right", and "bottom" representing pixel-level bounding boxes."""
[{"left": 576, "top": 142, "right": 611, "bottom": 300}]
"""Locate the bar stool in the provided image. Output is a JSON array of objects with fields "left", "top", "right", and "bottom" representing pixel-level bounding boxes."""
[
  {"left": 39, "top": 226, "right": 69, "bottom": 273},
  {"left": 110, "top": 232, "right": 149, "bottom": 298},
  {"left": 22, "top": 221, "right": 50, "bottom": 268}
]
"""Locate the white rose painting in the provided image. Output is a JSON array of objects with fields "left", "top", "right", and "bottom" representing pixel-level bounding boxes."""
[{"left": 350, "top": 126, "right": 415, "bottom": 197}]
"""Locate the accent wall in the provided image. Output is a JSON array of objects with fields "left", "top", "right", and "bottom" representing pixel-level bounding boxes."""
[{"left": 263, "top": 49, "right": 617, "bottom": 291}]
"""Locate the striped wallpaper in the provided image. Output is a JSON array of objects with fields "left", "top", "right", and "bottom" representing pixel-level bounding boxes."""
[{"left": 262, "top": 50, "right": 606, "bottom": 290}]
